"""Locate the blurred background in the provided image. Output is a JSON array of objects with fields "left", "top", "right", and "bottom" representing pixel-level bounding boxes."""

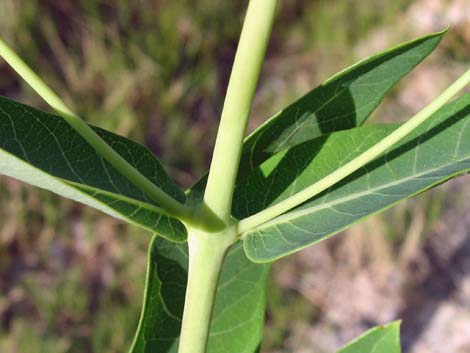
[{"left": 0, "top": 0, "right": 468, "bottom": 352}]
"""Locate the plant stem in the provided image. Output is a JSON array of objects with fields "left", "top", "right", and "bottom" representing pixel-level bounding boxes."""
[
  {"left": 203, "top": 0, "right": 277, "bottom": 222},
  {"left": 178, "top": 228, "right": 234, "bottom": 353},
  {"left": 179, "top": 3, "right": 277, "bottom": 351},
  {"left": 0, "top": 38, "right": 193, "bottom": 222},
  {"left": 237, "top": 68, "right": 470, "bottom": 234},
  {"left": 0, "top": 39, "right": 74, "bottom": 117}
]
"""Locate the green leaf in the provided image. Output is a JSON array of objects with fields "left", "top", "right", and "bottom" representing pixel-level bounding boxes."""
[
  {"left": 128, "top": 237, "right": 186, "bottom": 353},
  {"left": 242, "top": 94, "right": 470, "bottom": 262},
  {"left": 207, "top": 246, "right": 268, "bottom": 353},
  {"left": 0, "top": 96, "right": 187, "bottom": 242},
  {"left": 189, "top": 31, "right": 445, "bottom": 199},
  {"left": 130, "top": 237, "right": 269, "bottom": 353},
  {"left": 336, "top": 322, "right": 401, "bottom": 353},
  {"left": 233, "top": 125, "right": 395, "bottom": 218},
  {"left": 240, "top": 31, "right": 444, "bottom": 171}
]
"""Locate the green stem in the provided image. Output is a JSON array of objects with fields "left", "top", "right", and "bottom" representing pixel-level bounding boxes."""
[
  {"left": 179, "top": 4, "right": 278, "bottom": 350},
  {"left": 0, "top": 38, "right": 192, "bottom": 221},
  {"left": 0, "top": 39, "right": 74, "bottom": 117},
  {"left": 178, "top": 228, "right": 234, "bottom": 353},
  {"left": 203, "top": 0, "right": 278, "bottom": 222},
  {"left": 237, "top": 68, "right": 470, "bottom": 234}
]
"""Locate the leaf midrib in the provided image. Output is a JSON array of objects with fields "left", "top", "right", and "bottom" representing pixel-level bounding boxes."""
[{"left": 65, "top": 179, "right": 170, "bottom": 215}]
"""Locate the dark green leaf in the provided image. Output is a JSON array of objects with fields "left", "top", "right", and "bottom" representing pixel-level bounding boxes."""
[
  {"left": 0, "top": 96, "right": 187, "bottom": 241},
  {"left": 336, "top": 322, "right": 401, "bottom": 353},
  {"left": 128, "top": 237, "right": 187, "bottom": 353},
  {"left": 189, "top": 31, "right": 445, "bottom": 200},
  {"left": 242, "top": 95, "right": 470, "bottom": 262},
  {"left": 240, "top": 31, "right": 445, "bottom": 172},
  {"left": 130, "top": 237, "right": 269, "bottom": 353}
]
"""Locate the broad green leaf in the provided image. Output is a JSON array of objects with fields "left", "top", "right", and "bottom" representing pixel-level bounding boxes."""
[
  {"left": 207, "top": 246, "right": 268, "bottom": 353},
  {"left": 0, "top": 96, "right": 187, "bottom": 242},
  {"left": 129, "top": 237, "right": 186, "bottom": 353},
  {"left": 240, "top": 31, "right": 444, "bottom": 171},
  {"left": 233, "top": 125, "right": 396, "bottom": 218},
  {"left": 336, "top": 322, "right": 401, "bottom": 353},
  {"left": 242, "top": 94, "right": 470, "bottom": 262},
  {"left": 189, "top": 31, "right": 444, "bottom": 199},
  {"left": 130, "top": 237, "right": 269, "bottom": 353}
]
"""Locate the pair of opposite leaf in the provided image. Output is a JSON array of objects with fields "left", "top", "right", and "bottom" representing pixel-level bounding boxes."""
[{"left": 0, "top": 30, "right": 469, "bottom": 353}]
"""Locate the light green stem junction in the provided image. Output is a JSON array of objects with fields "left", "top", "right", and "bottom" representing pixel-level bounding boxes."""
[
  {"left": 0, "top": 38, "right": 193, "bottom": 222},
  {"left": 237, "top": 68, "right": 470, "bottom": 234},
  {"left": 203, "top": 0, "right": 278, "bottom": 222}
]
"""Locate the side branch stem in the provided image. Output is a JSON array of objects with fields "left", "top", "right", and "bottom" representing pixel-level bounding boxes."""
[
  {"left": 237, "top": 68, "right": 470, "bottom": 234},
  {"left": 0, "top": 38, "right": 192, "bottom": 221}
]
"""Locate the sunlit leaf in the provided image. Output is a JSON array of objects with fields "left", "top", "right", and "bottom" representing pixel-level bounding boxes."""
[
  {"left": 336, "top": 322, "right": 401, "bottom": 353},
  {"left": 242, "top": 95, "right": 470, "bottom": 262},
  {"left": 240, "top": 31, "right": 445, "bottom": 171},
  {"left": 189, "top": 31, "right": 445, "bottom": 200}
]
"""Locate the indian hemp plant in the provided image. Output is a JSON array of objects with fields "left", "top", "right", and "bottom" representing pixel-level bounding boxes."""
[{"left": 0, "top": 1, "right": 469, "bottom": 352}]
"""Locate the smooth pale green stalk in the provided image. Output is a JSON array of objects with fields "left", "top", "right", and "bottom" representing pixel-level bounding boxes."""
[
  {"left": 179, "top": 2, "right": 277, "bottom": 352},
  {"left": 237, "top": 68, "right": 470, "bottom": 234},
  {"left": 178, "top": 228, "right": 234, "bottom": 353},
  {"left": 203, "top": 0, "right": 278, "bottom": 222},
  {"left": 0, "top": 38, "right": 193, "bottom": 222},
  {"left": 0, "top": 39, "right": 74, "bottom": 117}
]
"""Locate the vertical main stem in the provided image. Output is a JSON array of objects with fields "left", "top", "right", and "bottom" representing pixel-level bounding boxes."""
[
  {"left": 178, "top": 229, "right": 234, "bottom": 353},
  {"left": 179, "top": 2, "right": 278, "bottom": 352},
  {"left": 203, "top": 0, "right": 278, "bottom": 222}
]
